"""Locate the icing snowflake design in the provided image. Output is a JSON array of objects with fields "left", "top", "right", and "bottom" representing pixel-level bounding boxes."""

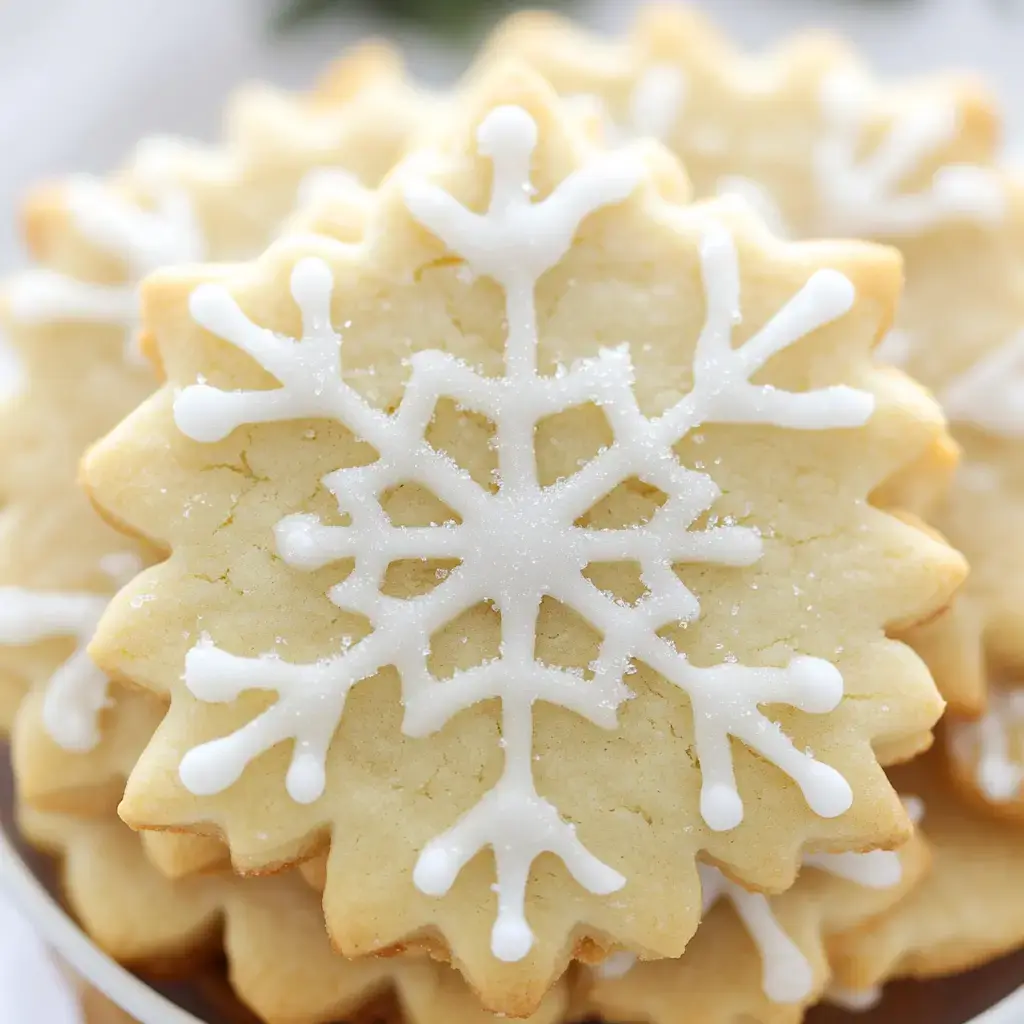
[
  {"left": 0, "top": 554, "right": 141, "bottom": 751},
  {"left": 816, "top": 70, "right": 1005, "bottom": 237},
  {"left": 950, "top": 689, "right": 1024, "bottom": 802},
  {"left": 597, "top": 798, "right": 922, "bottom": 1002},
  {"left": 6, "top": 175, "right": 202, "bottom": 363},
  {"left": 173, "top": 104, "right": 875, "bottom": 961}
]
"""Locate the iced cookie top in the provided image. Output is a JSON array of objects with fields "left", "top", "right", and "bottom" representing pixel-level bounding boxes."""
[
  {"left": 0, "top": 44, "right": 419, "bottom": 810},
  {"left": 84, "top": 65, "right": 958, "bottom": 1014},
  {"left": 481, "top": 4, "right": 1015, "bottom": 717},
  {"left": 480, "top": 5, "right": 1002, "bottom": 242}
]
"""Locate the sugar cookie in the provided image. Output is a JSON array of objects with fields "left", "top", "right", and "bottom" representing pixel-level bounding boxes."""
[{"left": 83, "top": 65, "right": 959, "bottom": 1013}]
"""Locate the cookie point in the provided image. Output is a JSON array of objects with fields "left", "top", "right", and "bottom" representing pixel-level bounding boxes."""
[{"left": 701, "top": 782, "right": 744, "bottom": 831}]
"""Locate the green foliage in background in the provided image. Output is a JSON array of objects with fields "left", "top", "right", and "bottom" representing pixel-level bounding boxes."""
[{"left": 274, "top": 0, "right": 536, "bottom": 33}]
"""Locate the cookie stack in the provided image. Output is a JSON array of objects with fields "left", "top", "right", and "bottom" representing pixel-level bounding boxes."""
[{"left": 2, "top": 7, "right": 1023, "bottom": 1024}]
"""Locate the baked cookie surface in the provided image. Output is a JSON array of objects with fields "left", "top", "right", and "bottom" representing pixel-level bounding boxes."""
[{"left": 82, "top": 64, "right": 959, "bottom": 1013}]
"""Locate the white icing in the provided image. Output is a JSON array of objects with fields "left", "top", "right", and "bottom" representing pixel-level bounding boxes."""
[
  {"left": 628, "top": 65, "right": 686, "bottom": 142},
  {"left": 0, "top": 549, "right": 140, "bottom": 750},
  {"left": 700, "top": 864, "right": 815, "bottom": 1004},
  {"left": 716, "top": 176, "right": 791, "bottom": 239},
  {"left": 0, "top": 589, "right": 108, "bottom": 752},
  {"left": 802, "top": 847, "right": 902, "bottom": 889},
  {"left": 697, "top": 820, "right": 910, "bottom": 1006},
  {"left": 941, "top": 330, "right": 1024, "bottom": 437},
  {"left": 593, "top": 828, "right": 911, "bottom": 998},
  {"left": 6, "top": 173, "right": 202, "bottom": 363},
  {"left": 173, "top": 105, "right": 872, "bottom": 961},
  {"left": 950, "top": 689, "right": 1024, "bottom": 802},
  {"left": 827, "top": 985, "right": 883, "bottom": 1012},
  {"left": 816, "top": 70, "right": 1005, "bottom": 237},
  {"left": 571, "top": 64, "right": 685, "bottom": 146},
  {"left": 902, "top": 794, "right": 925, "bottom": 826},
  {"left": 874, "top": 328, "right": 913, "bottom": 367},
  {"left": 593, "top": 950, "right": 637, "bottom": 979}
]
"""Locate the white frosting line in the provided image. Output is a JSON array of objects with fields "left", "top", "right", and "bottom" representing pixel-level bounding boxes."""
[
  {"left": 592, "top": 950, "right": 637, "bottom": 979},
  {"left": 594, "top": 797, "right": 916, "bottom": 996},
  {"left": 941, "top": 329, "right": 1024, "bottom": 437},
  {"left": 815, "top": 69, "right": 1005, "bottom": 237},
  {"left": 6, "top": 173, "right": 202, "bottom": 363},
  {"left": 570, "top": 64, "right": 685, "bottom": 147},
  {"left": 700, "top": 863, "right": 816, "bottom": 1004},
  {"left": 827, "top": 985, "right": 884, "bottom": 1012},
  {"left": 173, "top": 104, "right": 872, "bottom": 961},
  {"left": 0, "top": 588, "right": 109, "bottom": 751},
  {"left": 628, "top": 64, "right": 686, "bottom": 142},
  {"left": 950, "top": 689, "right": 1024, "bottom": 802},
  {"left": 874, "top": 328, "right": 913, "bottom": 367},
  {"left": 716, "top": 176, "right": 791, "bottom": 239}
]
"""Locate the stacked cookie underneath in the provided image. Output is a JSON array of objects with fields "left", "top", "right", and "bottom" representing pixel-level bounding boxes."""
[{"left": 3, "top": 7, "right": 1024, "bottom": 1024}]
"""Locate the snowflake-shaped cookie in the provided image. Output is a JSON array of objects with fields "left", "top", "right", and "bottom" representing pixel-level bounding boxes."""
[{"left": 85, "top": 69, "right": 955, "bottom": 1013}]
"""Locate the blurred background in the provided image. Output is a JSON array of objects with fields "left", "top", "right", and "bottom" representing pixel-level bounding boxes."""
[{"left": 0, "top": 0, "right": 1022, "bottom": 273}]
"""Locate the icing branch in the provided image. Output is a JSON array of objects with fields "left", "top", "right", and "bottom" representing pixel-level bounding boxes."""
[
  {"left": 598, "top": 846, "right": 908, "bottom": 1004},
  {"left": 568, "top": 65, "right": 686, "bottom": 147},
  {"left": 0, "top": 588, "right": 109, "bottom": 752},
  {"left": 940, "top": 329, "right": 1024, "bottom": 438},
  {"left": 173, "top": 103, "right": 872, "bottom": 962},
  {"left": 7, "top": 175, "right": 202, "bottom": 363},
  {"left": 700, "top": 864, "right": 815, "bottom": 1004},
  {"left": 816, "top": 70, "right": 1005, "bottom": 237},
  {"left": 950, "top": 689, "right": 1024, "bottom": 802}
]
